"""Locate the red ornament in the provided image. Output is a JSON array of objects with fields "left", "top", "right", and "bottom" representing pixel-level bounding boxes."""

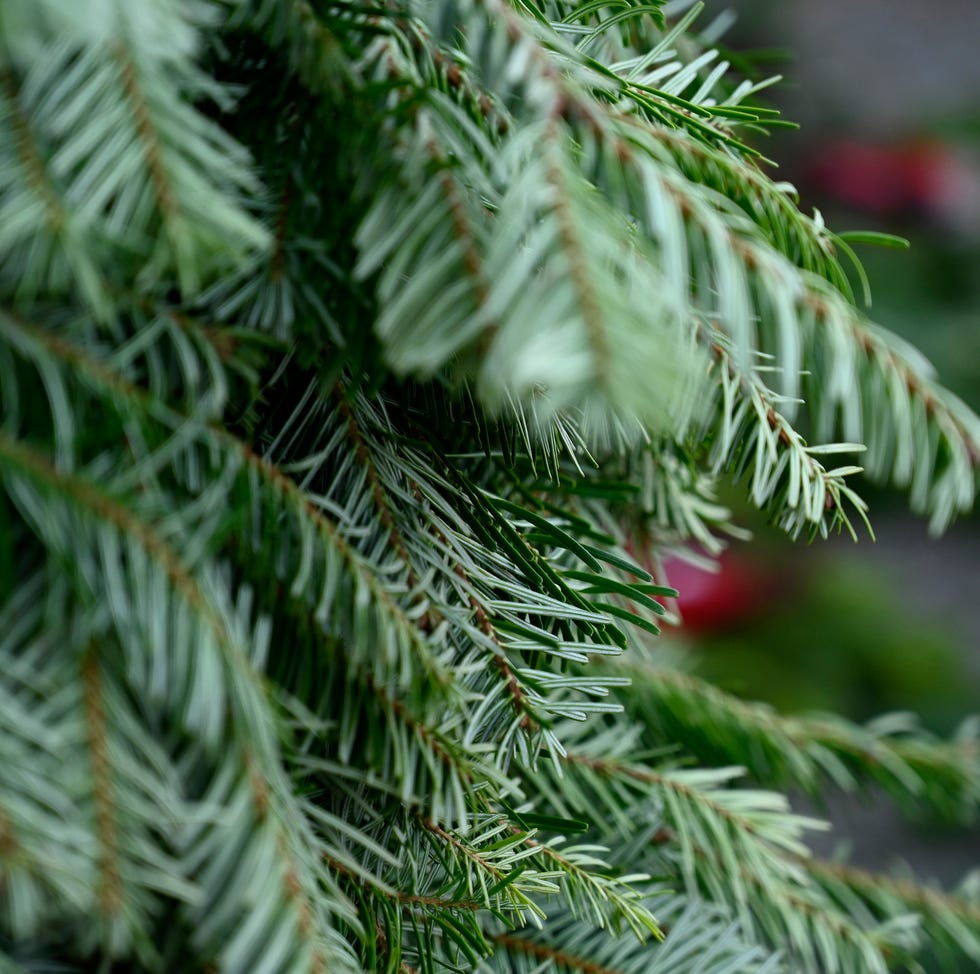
[{"left": 663, "top": 550, "right": 771, "bottom": 634}]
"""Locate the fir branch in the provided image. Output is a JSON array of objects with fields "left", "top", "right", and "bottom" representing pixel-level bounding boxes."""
[
  {"left": 231, "top": 435, "right": 464, "bottom": 707},
  {"left": 241, "top": 751, "right": 330, "bottom": 974},
  {"left": 115, "top": 46, "right": 180, "bottom": 253},
  {"left": 547, "top": 121, "right": 613, "bottom": 390},
  {"left": 0, "top": 430, "right": 268, "bottom": 744},
  {"left": 333, "top": 389, "right": 439, "bottom": 634},
  {"left": 562, "top": 750, "right": 815, "bottom": 857},
  {"left": 614, "top": 659, "right": 980, "bottom": 825},
  {"left": 552, "top": 745, "right": 910, "bottom": 974},
  {"left": 2, "top": 309, "right": 457, "bottom": 706},
  {"left": 278, "top": 602, "right": 505, "bottom": 828},
  {"left": 181, "top": 751, "right": 362, "bottom": 974},
  {"left": 1, "top": 5, "right": 269, "bottom": 297},
  {"left": 0, "top": 68, "right": 108, "bottom": 314},
  {"left": 308, "top": 390, "right": 616, "bottom": 751},
  {"left": 515, "top": 832, "right": 662, "bottom": 940},
  {"left": 480, "top": 898, "right": 786, "bottom": 974},
  {"left": 390, "top": 0, "right": 980, "bottom": 528},
  {"left": 639, "top": 123, "right": 854, "bottom": 297},
  {"left": 491, "top": 929, "right": 627, "bottom": 974},
  {"left": 723, "top": 853, "right": 908, "bottom": 974},
  {"left": 80, "top": 652, "right": 123, "bottom": 923},
  {"left": 2, "top": 311, "right": 622, "bottom": 784},
  {"left": 354, "top": 98, "right": 498, "bottom": 376},
  {"left": 0, "top": 585, "right": 102, "bottom": 942},
  {"left": 807, "top": 858, "right": 980, "bottom": 969},
  {"left": 471, "top": 119, "right": 704, "bottom": 434},
  {"left": 698, "top": 328, "right": 870, "bottom": 539},
  {"left": 811, "top": 857, "right": 980, "bottom": 925},
  {"left": 404, "top": 476, "right": 543, "bottom": 740},
  {"left": 415, "top": 814, "right": 556, "bottom": 921}
]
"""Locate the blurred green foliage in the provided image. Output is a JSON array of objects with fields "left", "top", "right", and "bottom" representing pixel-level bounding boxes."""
[
  {"left": 689, "top": 559, "right": 974, "bottom": 734},
  {"left": 856, "top": 240, "right": 980, "bottom": 410}
]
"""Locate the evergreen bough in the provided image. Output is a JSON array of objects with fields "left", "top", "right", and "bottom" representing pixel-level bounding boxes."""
[{"left": 1, "top": 1, "right": 978, "bottom": 972}]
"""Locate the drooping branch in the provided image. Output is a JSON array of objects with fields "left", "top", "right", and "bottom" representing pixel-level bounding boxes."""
[{"left": 613, "top": 659, "right": 980, "bottom": 824}]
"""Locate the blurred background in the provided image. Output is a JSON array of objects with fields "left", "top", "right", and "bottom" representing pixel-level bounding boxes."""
[{"left": 666, "top": 0, "right": 980, "bottom": 888}]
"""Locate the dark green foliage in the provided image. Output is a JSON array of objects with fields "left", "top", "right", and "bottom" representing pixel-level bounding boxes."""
[{"left": 0, "top": 2, "right": 978, "bottom": 973}]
